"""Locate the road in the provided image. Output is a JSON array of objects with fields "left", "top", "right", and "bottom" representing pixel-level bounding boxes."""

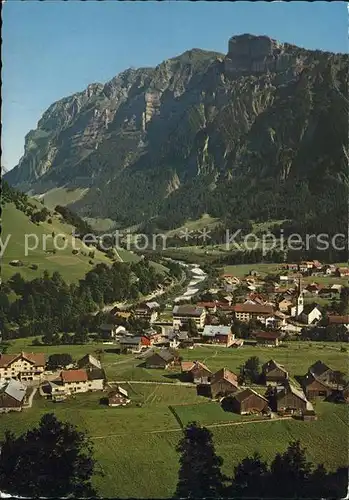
[
  {"left": 108, "top": 380, "right": 194, "bottom": 387},
  {"left": 90, "top": 415, "right": 293, "bottom": 440}
]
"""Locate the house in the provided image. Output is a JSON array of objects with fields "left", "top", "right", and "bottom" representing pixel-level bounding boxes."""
[
  {"left": 278, "top": 298, "right": 293, "bottom": 313},
  {"left": 77, "top": 354, "right": 102, "bottom": 371},
  {"left": 253, "top": 331, "right": 283, "bottom": 347},
  {"left": 201, "top": 325, "right": 234, "bottom": 347},
  {"left": 108, "top": 386, "right": 130, "bottom": 407},
  {"left": 276, "top": 382, "right": 308, "bottom": 414},
  {"left": 327, "top": 315, "right": 349, "bottom": 330},
  {"left": 302, "top": 373, "right": 333, "bottom": 400},
  {"left": 233, "top": 303, "right": 274, "bottom": 323},
  {"left": 286, "top": 263, "right": 299, "bottom": 272},
  {"left": 299, "top": 304, "right": 322, "bottom": 325},
  {"left": 209, "top": 368, "right": 239, "bottom": 399},
  {"left": 262, "top": 359, "right": 288, "bottom": 385},
  {"left": 0, "top": 379, "right": 27, "bottom": 412},
  {"left": 134, "top": 302, "right": 160, "bottom": 323},
  {"left": 322, "top": 264, "right": 336, "bottom": 275},
  {"left": 181, "top": 361, "right": 212, "bottom": 384},
  {"left": 229, "top": 388, "right": 269, "bottom": 415},
  {"left": 144, "top": 349, "right": 177, "bottom": 369},
  {"left": 197, "top": 302, "right": 217, "bottom": 313},
  {"left": 172, "top": 305, "right": 206, "bottom": 330},
  {"left": 119, "top": 336, "right": 143, "bottom": 353},
  {"left": 144, "top": 328, "right": 163, "bottom": 345},
  {"left": 57, "top": 368, "right": 104, "bottom": 395},
  {"left": 265, "top": 313, "right": 286, "bottom": 329},
  {"left": 335, "top": 267, "right": 349, "bottom": 278},
  {"left": 99, "top": 324, "right": 118, "bottom": 339},
  {"left": 308, "top": 360, "right": 335, "bottom": 385},
  {"left": 0, "top": 352, "right": 45, "bottom": 382}
]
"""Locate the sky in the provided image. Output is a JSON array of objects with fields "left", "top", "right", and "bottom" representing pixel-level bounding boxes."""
[{"left": 2, "top": 1, "right": 348, "bottom": 171}]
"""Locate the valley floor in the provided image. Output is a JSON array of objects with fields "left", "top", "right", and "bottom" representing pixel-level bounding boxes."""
[{"left": 2, "top": 340, "right": 348, "bottom": 498}]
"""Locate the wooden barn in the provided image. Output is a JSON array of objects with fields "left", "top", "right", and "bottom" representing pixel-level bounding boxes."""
[
  {"left": 144, "top": 349, "right": 177, "bottom": 369},
  {"left": 262, "top": 359, "right": 288, "bottom": 385},
  {"left": 229, "top": 388, "right": 269, "bottom": 415},
  {"left": 209, "top": 368, "right": 239, "bottom": 399},
  {"left": 302, "top": 373, "right": 333, "bottom": 400},
  {"left": 181, "top": 361, "right": 212, "bottom": 384},
  {"left": 276, "top": 382, "right": 308, "bottom": 414}
]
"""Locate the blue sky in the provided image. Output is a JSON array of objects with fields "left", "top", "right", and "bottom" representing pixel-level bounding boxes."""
[{"left": 2, "top": 1, "right": 348, "bottom": 171}]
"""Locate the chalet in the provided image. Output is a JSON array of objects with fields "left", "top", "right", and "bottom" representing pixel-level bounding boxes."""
[
  {"left": 197, "top": 302, "right": 217, "bottom": 313},
  {"left": 201, "top": 325, "right": 234, "bottom": 347},
  {"left": 181, "top": 361, "right": 212, "bottom": 384},
  {"left": 134, "top": 302, "right": 160, "bottom": 323},
  {"left": 233, "top": 304, "right": 274, "bottom": 323},
  {"left": 99, "top": 324, "right": 117, "bottom": 339},
  {"left": 299, "top": 304, "right": 322, "bottom": 325},
  {"left": 77, "top": 354, "right": 101, "bottom": 371},
  {"left": 119, "top": 336, "right": 144, "bottom": 354},
  {"left": 327, "top": 315, "right": 349, "bottom": 330},
  {"left": 60, "top": 368, "right": 104, "bottom": 393},
  {"left": 0, "top": 379, "right": 27, "bottom": 412},
  {"left": 302, "top": 373, "right": 333, "bottom": 400},
  {"left": 265, "top": 312, "right": 286, "bottom": 329},
  {"left": 144, "top": 349, "right": 177, "bottom": 369},
  {"left": 276, "top": 382, "right": 308, "bottom": 414},
  {"left": 262, "top": 360, "right": 288, "bottom": 385},
  {"left": 209, "top": 368, "right": 239, "bottom": 399},
  {"left": 308, "top": 360, "right": 335, "bottom": 385},
  {"left": 229, "top": 388, "right": 269, "bottom": 415},
  {"left": 335, "top": 267, "right": 349, "bottom": 278},
  {"left": 173, "top": 305, "right": 206, "bottom": 329},
  {"left": 253, "top": 331, "right": 283, "bottom": 347},
  {"left": 278, "top": 298, "right": 293, "bottom": 313},
  {"left": 108, "top": 386, "right": 130, "bottom": 407},
  {"left": 322, "top": 264, "right": 336, "bottom": 275},
  {"left": 0, "top": 352, "right": 45, "bottom": 382},
  {"left": 318, "top": 287, "right": 337, "bottom": 299}
]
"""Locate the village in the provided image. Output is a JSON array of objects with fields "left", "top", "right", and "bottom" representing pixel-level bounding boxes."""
[{"left": 1, "top": 259, "right": 348, "bottom": 424}]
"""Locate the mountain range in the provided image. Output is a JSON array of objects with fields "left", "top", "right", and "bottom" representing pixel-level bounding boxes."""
[{"left": 5, "top": 34, "right": 348, "bottom": 233}]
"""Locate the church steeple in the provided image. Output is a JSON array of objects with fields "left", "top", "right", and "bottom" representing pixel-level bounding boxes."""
[{"left": 296, "top": 277, "right": 304, "bottom": 316}]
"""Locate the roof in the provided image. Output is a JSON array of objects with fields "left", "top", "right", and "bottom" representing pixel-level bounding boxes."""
[
  {"left": 262, "top": 359, "right": 287, "bottom": 374},
  {"left": 328, "top": 315, "right": 349, "bottom": 325},
  {"left": 1, "top": 379, "right": 26, "bottom": 403},
  {"left": 147, "top": 349, "right": 175, "bottom": 363},
  {"left": 234, "top": 303, "right": 274, "bottom": 314},
  {"left": 0, "top": 352, "right": 45, "bottom": 368},
  {"left": 253, "top": 331, "right": 282, "bottom": 340},
  {"left": 61, "top": 369, "right": 88, "bottom": 383},
  {"left": 173, "top": 305, "right": 205, "bottom": 317},
  {"left": 302, "top": 372, "right": 332, "bottom": 389},
  {"left": 202, "top": 325, "right": 231, "bottom": 337},
  {"left": 211, "top": 368, "right": 238, "bottom": 387},
  {"left": 279, "top": 381, "right": 307, "bottom": 402},
  {"left": 78, "top": 354, "right": 101, "bottom": 370},
  {"left": 196, "top": 302, "right": 217, "bottom": 308},
  {"left": 119, "top": 336, "right": 142, "bottom": 345},
  {"left": 301, "top": 304, "right": 321, "bottom": 315},
  {"left": 181, "top": 360, "right": 211, "bottom": 373},
  {"left": 87, "top": 368, "right": 105, "bottom": 381},
  {"left": 99, "top": 323, "right": 115, "bottom": 331},
  {"left": 232, "top": 388, "right": 268, "bottom": 403},
  {"left": 308, "top": 360, "right": 332, "bottom": 378}
]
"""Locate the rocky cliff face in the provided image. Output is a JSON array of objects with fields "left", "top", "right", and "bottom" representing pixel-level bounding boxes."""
[{"left": 5, "top": 35, "right": 348, "bottom": 231}]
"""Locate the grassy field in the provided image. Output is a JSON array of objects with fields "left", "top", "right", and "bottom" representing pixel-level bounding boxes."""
[
  {"left": 2, "top": 339, "right": 349, "bottom": 497},
  {"left": 34, "top": 187, "right": 88, "bottom": 209},
  {"left": 1, "top": 203, "right": 112, "bottom": 283}
]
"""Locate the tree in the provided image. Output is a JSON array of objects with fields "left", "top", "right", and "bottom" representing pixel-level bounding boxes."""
[
  {"left": 47, "top": 353, "right": 73, "bottom": 370},
  {"left": 268, "top": 440, "right": 313, "bottom": 498},
  {"left": 239, "top": 356, "right": 261, "bottom": 384},
  {"left": 187, "top": 319, "right": 198, "bottom": 338},
  {"left": 174, "top": 422, "right": 225, "bottom": 498},
  {"left": 0, "top": 413, "right": 96, "bottom": 497},
  {"left": 229, "top": 452, "right": 269, "bottom": 498}
]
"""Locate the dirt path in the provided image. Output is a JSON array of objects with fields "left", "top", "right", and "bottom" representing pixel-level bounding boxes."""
[
  {"left": 90, "top": 415, "right": 292, "bottom": 440},
  {"left": 108, "top": 380, "right": 194, "bottom": 387}
]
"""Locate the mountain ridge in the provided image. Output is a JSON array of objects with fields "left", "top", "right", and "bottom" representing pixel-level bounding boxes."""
[{"left": 5, "top": 34, "right": 348, "bottom": 233}]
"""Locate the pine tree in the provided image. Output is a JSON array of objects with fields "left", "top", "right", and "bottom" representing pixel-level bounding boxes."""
[
  {"left": 174, "top": 422, "right": 225, "bottom": 498},
  {"left": 229, "top": 452, "right": 269, "bottom": 498}
]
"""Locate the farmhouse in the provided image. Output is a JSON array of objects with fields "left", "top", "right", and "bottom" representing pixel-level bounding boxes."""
[
  {"left": 56, "top": 368, "right": 105, "bottom": 394},
  {"left": 253, "top": 331, "right": 283, "bottom": 347},
  {"left": 181, "top": 361, "right": 212, "bottom": 384},
  {"left": 201, "top": 325, "right": 234, "bottom": 347},
  {"left": 0, "top": 352, "right": 45, "bottom": 382},
  {"left": 77, "top": 354, "right": 102, "bottom": 370},
  {"left": 262, "top": 359, "right": 288, "bottom": 385},
  {"left": 209, "top": 368, "right": 239, "bottom": 399},
  {"left": 134, "top": 302, "right": 160, "bottom": 323},
  {"left": 233, "top": 303, "right": 274, "bottom": 323},
  {"left": 173, "top": 305, "right": 206, "bottom": 329},
  {"left": 302, "top": 373, "right": 333, "bottom": 400},
  {"left": 327, "top": 315, "right": 349, "bottom": 330},
  {"left": 108, "top": 386, "right": 130, "bottom": 407},
  {"left": 119, "top": 336, "right": 144, "bottom": 353},
  {"left": 144, "top": 349, "right": 177, "bottom": 369},
  {"left": 276, "top": 382, "right": 308, "bottom": 414},
  {"left": 229, "top": 388, "right": 269, "bottom": 415},
  {"left": 308, "top": 360, "right": 335, "bottom": 385},
  {"left": 278, "top": 298, "right": 293, "bottom": 313},
  {"left": 0, "top": 379, "right": 27, "bottom": 412}
]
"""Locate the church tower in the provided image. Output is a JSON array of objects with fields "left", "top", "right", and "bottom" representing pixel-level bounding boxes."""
[{"left": 296, "top": 277, "right": 304, "bottom": 316}]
